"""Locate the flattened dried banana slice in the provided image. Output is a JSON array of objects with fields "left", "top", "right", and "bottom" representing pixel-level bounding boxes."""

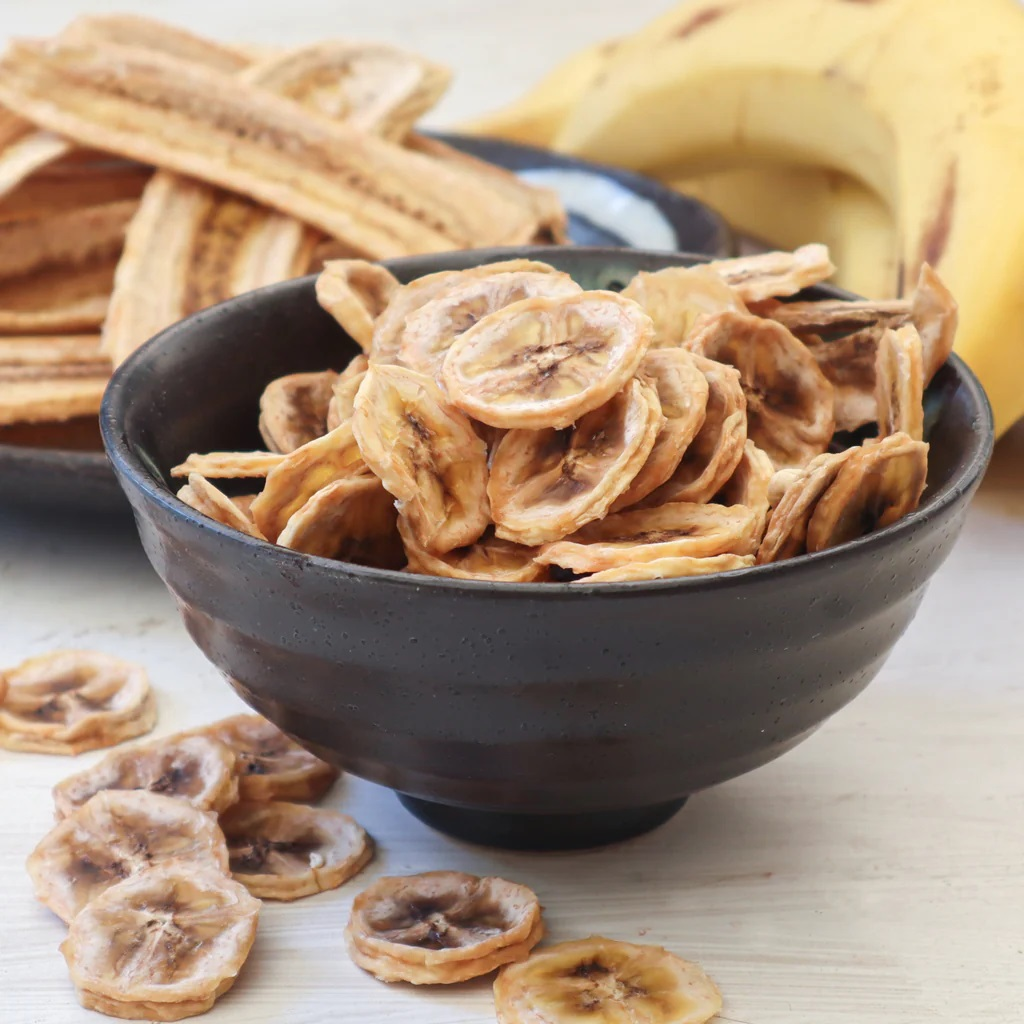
[
  {"left": 803, "top": 327, "right": 879, "bottom": 432},
  {"left": 611, "top": 349, "right": 709, "bottom": 511},
  {"left": 316, "top": 260, "right": 400, "bottom": 353},
  {"left": 0, "top": 649, "right": 155, "bottom": 755},
  {"left": 177, "top": 473, "right": 266, "bottom": 541},
  {"left": 353, "top": 364, "right": 489, "bottom": 553},
  {"left": 806, "top": 432, "right": 929, "bottom": 552},
  {"left": 196, "top": 714, "right": 339, "bottom": 802},
  {"left": 706, "top": 243, "right": 835, "bottom": 302},
  {"left": 0, "top": 375, "right": 109, "bottom": 427},
  {"left": 538, "top": 502, "right": 758, "bottom": 573},
  {"left": 580, "top": 554, "right": 755, "bottom": 583},
  {"left": 765, "top": 296, "right": 911, "bottom": 334},
  {"left": 622, "top": 264, "right": 747, "bottom": 346},
  {"left": 61, "top": 863, "right": 259, "bottom": 1022},
  {"left": 875, "top": 324, "right": 925, "bottom": 441},
  {"left": 28, "top": 790, "right": 229, "bottom": 923},
  {"left": 489, "top": 377, "right": 662, "bottom": 547},
  {"left": 347, "top": 871, "right": 543, "bottom": 985},
  {"left": 714, "top": 440, "right": 775, "bottom": 539},
  {"left": 326, "top": 354, "right": 369, "bottom": 430},
  {"left": 911, "top": 263, "right": 958, "bottom": 382},
  {"left": 170, "top": 450, "right": 285, "bottom": 478},
  {"left": 258, "top": 370, "right": 338, "bottom": 454},
  {"left": 221, "top": 801, "right": 372, "bottom": 900},
  {"left": 493, "top": 936, "right": 722, "bottom": 1024},
  {"left": 442, "top": 291, "right": 653, "bottom": 429},
  {"left": 688, "top": 310, "right": 834, "bottom": 469},
  {"left": 53, "top": 733, "right": 238, "bottom": 819},
  {"left": 398, "top": 270, "right": 581, "bottom": 377},
  {"left": 399, "top": 519, "right": 544, "bottom": 583}
]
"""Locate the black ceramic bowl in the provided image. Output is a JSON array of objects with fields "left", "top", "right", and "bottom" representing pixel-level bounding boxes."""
[{"left": 102, "top": 247, "right": 993, "bottom": 850}]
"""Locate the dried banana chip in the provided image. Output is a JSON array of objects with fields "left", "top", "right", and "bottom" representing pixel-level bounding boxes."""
[
  {"left": 766, "top": 296, "right": 911, "bottom": 334},
  {"left": 326, "top": 354, "right": 369, "bottom": 430},
  {"left": 767, "top": 467, "right": 803, "bottom": 508},
  {"left": 493, "top": 936, "right": 722, "bottom": 1024},
  {"left": 714, "top": 440, "right": 775, "bottom": 539},
  {"left": 194, "top": 714, "right": 339, "bottom": 802},
  {"left": 706, "top": 243, "right": 835, "bottom": 302},
  {"left": 0, "top": 649, "right": 154, "bottom": 755},
  {"left": 580, "top": 554, "right": 755, "bottom": 583},
  {"left": 910, "top": 263, "right": 958, "bottom": 382},
  {"left": 442, "top": 291, "right": 654, "bottom": 429},
  {"left": 0, "top": 334, "right": 103, "bottom": 366},
  {"left": 875, "top": 324, "right": 924, "bottom": 441},
  {"left": 489, "top": 377, "right": 662, "bottom": 546},
  {"left": 221, "top": 801, "right": 372, "bottom": 900},
  {"left": 803, "top": 328, "right": 879, "bottom": 432},
  {"left": 0, "top": 114, "right": 75, "bottom": 208},
  {"left": 27, "top": 789, "right": 229, "bottom": 923},
  {"left": 399, "top": 519, "right": 544, "bottom": 582},
  {"left": 53, "top": 733, "right": 238, "bottom": 819},
  {"left": 177, "top": 473, "right": 266, "bottom": 541},
  {"left": 538, "top": 502, "right": 758, "bottom": 573},
  {"left": 688, "top": 310, "right": 834, "bottom": 469},
  {"left": 622, "top": 264, "right": 747, "bottom": 346},
  {"left": 232, "top": 494, "right": 258, "bottom": 517},
  {"left": 0, "top": 253, "right": 116, "bottom": 333},
  {"left": 806, "top": 432, "right": 928, "bottom": 552},
  {"left": 60, "top": 863, "right": 259, "bottom": 1022},
  {"left": 0, "top": 374, "right": 109, "bottom": 427},
  {"left": 353, "top": 364, "right": 489, "bottom": 553},
  {"left": 170, "top": 450, "right": 285, "bottom": 479},
  {"left": 258, "top": 370, "right": 338, "bottom": 454},
  {"left": 316, "top": 260, "right": 400, "bottom": 353},
  {"left": 277, "top": 474, "right": 404, "bottom": 568},
  {"left": 347, "top": 871, "right": 543, "bottom": 984}
]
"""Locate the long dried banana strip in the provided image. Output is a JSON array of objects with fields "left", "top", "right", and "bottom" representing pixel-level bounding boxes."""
[
  {"left": 0, "top": 159, "right": 150, "bottom": 222},
  {"left": 0, "top": 40, "right": 538, "bottom": 257},
  {"left": 0, "top": 253, "right": 116, "bottom": 334},
  {"left": 0, "top": 376, "right": 108, "bottom": 426},
  {"left": 170, "top": 451, "right": 286, "bottom": 479},
  {"left": 0, "top": 114, "right": 73, "bottom": 207},
  {"left": 0, "top": 335, "right": 103, "bottom": 365}
]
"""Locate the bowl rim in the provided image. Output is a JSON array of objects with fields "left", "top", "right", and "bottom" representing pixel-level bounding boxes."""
[{"left": 101, "top": 247, "right": 995, "bottom": 596}]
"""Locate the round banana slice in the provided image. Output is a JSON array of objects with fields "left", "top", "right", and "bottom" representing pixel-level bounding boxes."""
[
  {"left": 0, "top": 649, "right": 155, "bottom": 755},
  {"left": 875, "top": 324, "right": 925, "bottom": 441},
  {"left": 178, "top": 473, "right": 266, "bottom": 541},
  {"left": 53, "top": 733, "right": 238, "bottom": 819},
  {"left": 27, "top": 789, "right": 230, "bottom": 924},
  {"left": 316, "top": 259, "right": 401, "bottom": 353},
  {"left": 196, "top": 714, "right": 339, "bottom": 802},
  {"left": 806, "top": 433, "right": 929, "bottom": 553},
  {"left": 398, "top": 270, "right": 582, "bottom": 378},
  {"left": 714, "top": 440, "right": 775, "bottom": 539},
  {"left": 688, "top": 310, "right": 834, "bottom": 469},
  {"left": 537, "top": 502, "right": 758, "bottom": 573},
  {"left": 353, "top": 364, "right": 489, "bottom": 553},
  {"left": 803, "top": 328, "right": 879, "bottom": 432},
  {"left": 489, "top": 377, "right": 662, "bottom": 547},
  {"left": 61, "top": 863, "right": 259, "bottom": 1022},
  {"left": 580, "top": 554, "right": 755, "bottom": 583},
  {"left": 399, "top": 518, "right": 544, "bottom": 582},
  {"left": 347, "top": 871, "right": 543, "bottom": 985},
  {"left": 621, "top": 264, "right": 747, "bottom": 346},
  {"left": 326, "top": 354, "right": 369, "bottom": 431},
  {"left": 258, "top": 370, "right": 338, "bottom": 454},
  {"left": 610, "top": 349, "right": 709, "bottom": 511},
  {"left": 371, "top": 259, "right": 562, "bottom": 365},
  {"left": 220, "top": 800, "right": 372, "bottom": 900},
  {"left": 641, "top": 353, "right": 747, "bottom": 507},
  {"left": 493, "top": 936, "right": 722, "bottom": 1024},
  {"left": 442, "top": 291, "right": 654, "bottom": 430},
  {"left": 250, "top": 421, "right": 368, "bottom": 543},
  {"left": 276, "top": 474, "right": 404, "bottom": 568}
]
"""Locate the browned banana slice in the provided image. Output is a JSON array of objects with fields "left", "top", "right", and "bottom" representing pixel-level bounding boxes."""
[
  {"left": 170, "top": 450, "right": 285, "bottom": 478},
  {"left": 581, "top": 554, "right": 755, "bottom": 583},
  {"left": 347, "top": 871, "right": 543, "bottom": 984},
  {"left": 277, "top": 474, "right": 404, "bottom": 568},
  {"left": 611, "top": 349, "right": 709, "bottom": 511},
  {"left": 61, "top": 863, "right": 259, "bottom": 1022},
  {"left": 706, "top": 243, "right": 835, "bottom": 302},
  {"left": 911, "top": 263, "right": 958, "bottom": 382},
  {"left": 0, "top": 375, "right": 109, "bottom": 426},
  {"left": 353, "top": 364, "right": 489, "bottom": 553},
  {"left": 316, "top": 261, "right": 400, "bottom": 353},
  {"left": 250, "top": 421, "right": 368, "bottom": 542},
  {"left": 493, "top": 936, "right": 722, "bottom": 1024},
  {"left": 0, "top": 650, "right": 155, "bottom": 755},
  {"left": 53, "top": 733, "right": 238, "bottom": 819},
  {"left": 0, "top": 112, "right": 75, "bottom": 206},
  {"left": 177, "top": 474, "right": 266, "bottom": 541},
  {"left": 489, "top": 377, "right": 661, "bottom": 546},
  {"left": 622, "top": 264, "right": 747, "bottom": 346},
  {"left": 27, "top": 790, "right": 229, "bottom": 923},
  {"left": 803, "top": 327, "right": 879, "bottom": 432},
  {"left": 221, "top": 801, "right": 372, "bottom": 900},
  {"left": 766, "top": 295, "right": 911, "bottom": 334},
  {"left": 641, "top": 353, "right": 747, "bottom": 507},
  {"left": 875, "top": 324, "right": 925, "bottom": 441},
  {"left": 258, "top": 370, "right": 338, "bottom": 454},
  {"left": 755, "top": 448, "right": 856, "bottom": 564},
  {"left": 196, "top": 714, "right": 339, "bottom": 802},
  {"left": 442, "top": 291, "right": 653, "bottom": 429},
  {"left": 398, "top": 270, "right": 582, "bottom": 377},
  {"left": 399, "top": 519, "right": 544, "bottom": 582},
  {"left": 232, "top": 494, "right": 258, "bottom": 518},
  {"left": 0, "top": 333, "right": 103, "bottom": 366},
  {"left": 326, "top": 355, "right": 369, "bottom": 430},
  {"left": 538, "top": 502, "right": 758, "bottom": 573},
  {"left": 713, "top": 439, "right": 775, "bottom": 540},
  {"left": 767, "top": 467, "right": 804, "bottom": 508},
  {"left": 806, "top": 433, "right": 929, "bottom": 553},
  {"left": 688, "top": 310, "right": 834, "bottom": 469}
]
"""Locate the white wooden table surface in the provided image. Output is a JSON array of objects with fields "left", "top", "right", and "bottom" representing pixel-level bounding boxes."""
[{"left": 2, "top": 3, "right": 1023, "bottom": 1022}]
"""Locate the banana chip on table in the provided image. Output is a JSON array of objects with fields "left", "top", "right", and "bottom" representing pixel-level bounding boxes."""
[
  {"left": 0, "top": 649, "right": 155, "bottom": 755},
  {"left": 347, "top": 871, "right": 544, "bottom": 985},
  {"left": 875, "top": 324, "right": 925, "bottom": 441},
  {"left": 258, "top": 370, "right": 339, "bottom": 454},
  {"left": 400, "top": 519, "right": 545, "bottom": 583},
  {"left": 326, "top": 354, "right": 369, "bottom": 430}
]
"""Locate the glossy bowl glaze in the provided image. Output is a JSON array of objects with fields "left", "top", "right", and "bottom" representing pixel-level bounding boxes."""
[{"left": 102, "top": 247, "right": 993, "bottom": 850}]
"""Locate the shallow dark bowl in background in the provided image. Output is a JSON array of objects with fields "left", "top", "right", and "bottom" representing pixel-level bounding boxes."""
[{"left": 102, "top": 247, "right": 993, "bottom": 850}]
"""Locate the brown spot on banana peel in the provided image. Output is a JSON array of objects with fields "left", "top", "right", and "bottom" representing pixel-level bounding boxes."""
[
  {"left": 673, "top": 5, "right": 733, "bottom": 40},
  {"left": 917, "top": 160, "right": 957, "bottom": 271}
]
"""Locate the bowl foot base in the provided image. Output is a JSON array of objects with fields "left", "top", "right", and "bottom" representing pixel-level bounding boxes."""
[{"left": 397, "top": 794, "right": 688, "bottom": 851}]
